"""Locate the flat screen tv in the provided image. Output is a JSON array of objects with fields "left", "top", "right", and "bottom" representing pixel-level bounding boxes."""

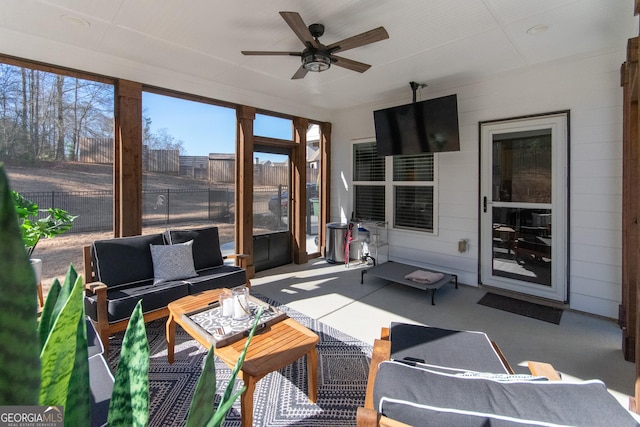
[{"left": 373, "top": 94, "right": 460, "bottom": 156}]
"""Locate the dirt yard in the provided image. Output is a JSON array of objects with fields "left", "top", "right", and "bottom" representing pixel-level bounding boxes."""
[{"left": 5, "top": 162, "right": 251, "bottom": 298}]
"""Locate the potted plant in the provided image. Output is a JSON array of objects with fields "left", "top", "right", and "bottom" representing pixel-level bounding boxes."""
[
  {"left": 0, "top": 164, "right": 258, "bottom": 426},
  {"left": 11, "top": 190, "right": 77, "bottom": 284}
]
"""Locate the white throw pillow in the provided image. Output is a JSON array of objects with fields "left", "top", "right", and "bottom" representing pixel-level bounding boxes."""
[{"left": 150, "top": 240, "right": 197, "bottom": 285}]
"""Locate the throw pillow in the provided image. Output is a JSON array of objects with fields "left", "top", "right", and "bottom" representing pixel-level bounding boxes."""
[{"left": 150, "top": 240, "right": 197, "bottom": 285}]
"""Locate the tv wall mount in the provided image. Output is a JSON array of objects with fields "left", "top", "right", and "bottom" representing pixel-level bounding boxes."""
[{"left": 409, "top": 81, "right": 427, "bottom": 103}]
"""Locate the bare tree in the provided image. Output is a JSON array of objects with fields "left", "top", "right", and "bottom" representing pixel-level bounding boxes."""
[{"left": 55, "top": 75, "right": 65, "bottom": 160}]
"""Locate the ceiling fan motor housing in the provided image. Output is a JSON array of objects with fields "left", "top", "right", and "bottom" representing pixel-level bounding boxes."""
[{"left": 308, "top": 23, "right": 325, "bottom": 38}]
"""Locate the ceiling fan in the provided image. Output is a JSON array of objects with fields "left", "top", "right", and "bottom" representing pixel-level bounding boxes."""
[{"left": 241, "top": 11, "right": 389, "bottom": 79}]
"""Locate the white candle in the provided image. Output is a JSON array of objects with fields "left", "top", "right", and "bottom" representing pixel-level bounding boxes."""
[
  {"left": 221, "top": 297, "right": 233, "bottom": 317},
  {"left": 233, "top": 294, "right": 249, "bottom": 320}
]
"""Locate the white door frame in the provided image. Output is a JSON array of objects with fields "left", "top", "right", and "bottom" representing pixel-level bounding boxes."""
[{"left": 479, "top": 112, "right": 569, "bottom": 302}]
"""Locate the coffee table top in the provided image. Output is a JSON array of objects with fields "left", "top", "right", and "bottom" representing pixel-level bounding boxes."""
[{"left": 168, "top": 289, "right": 319, "bottom": 377}]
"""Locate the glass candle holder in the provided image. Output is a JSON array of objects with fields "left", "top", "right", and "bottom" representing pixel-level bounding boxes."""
[
  {"left": 232, "top": 286, "right": 251, "bottom": 320},
  {"left": 219, "top": 290, "right": 234, "bottom": 317}
]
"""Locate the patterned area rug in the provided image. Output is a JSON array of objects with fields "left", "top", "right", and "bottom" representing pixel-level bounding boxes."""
[{"left": 106, "top": 294, "right": 372, "bottom": 426}]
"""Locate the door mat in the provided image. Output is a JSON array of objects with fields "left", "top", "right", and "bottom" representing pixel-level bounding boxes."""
[{"left": 478, "top": 292, "right": 563, "bottom": 324}]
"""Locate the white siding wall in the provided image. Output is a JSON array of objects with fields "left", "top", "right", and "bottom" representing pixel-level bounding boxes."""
[{"left": 329, "top": 50, "right": 625, "bottom": 319}]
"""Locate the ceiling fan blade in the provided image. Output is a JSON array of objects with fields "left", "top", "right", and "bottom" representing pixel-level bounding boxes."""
[
  {"left": 291, "top": 65, "right": 309, "bottom": 80},
  {"left": 332, "top": 56, "right": 371, "bottom": 73},
  {"left": 242, "top": 51, "right": 301, "bottom": 56},
  {"left": 280, "top": 11, "right": 319, "bottom": 48},
  {"left": 327, "top": 27, "right": 389, "bottom": 54}
]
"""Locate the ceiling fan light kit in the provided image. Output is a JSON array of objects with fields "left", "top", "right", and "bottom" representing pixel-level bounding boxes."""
[
  {"left": 241, "top": 11, "right": 389, "bottom": 79},
  {"left": 302, "top": 48, "right": 331, "bottom": 72}
]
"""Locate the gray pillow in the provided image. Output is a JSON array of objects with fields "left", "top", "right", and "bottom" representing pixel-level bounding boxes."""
[{"left": 150, "top": 240, "right": 197, "bottom": 285}]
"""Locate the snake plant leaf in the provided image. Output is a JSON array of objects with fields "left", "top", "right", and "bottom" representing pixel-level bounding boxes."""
[
  {"left": 50, "top": 265, "right": 78, "bottom": 327},
  {"left": 39, "top": 273, "right": 86, "bottom": 409},
  {"left": 38, "top": 278, "right": 61, "bottom": 351},
  {"left": 185, "top": 346, "right": 220, "bottom": 427},
  {"left": 108, "top": 301, "right": 149, "bottom": 427},
  {"left": 186, "top": 308, "right": 263, "bottom": 427},
  {"left": 63, "top": 311, "right": 90, "bottom": 426},
  {"left": 210, "top": 308, "right": 263, "bottom": 427},
  {"left": 208, "top": 387, "right": 245, "bottom": 427},
  {"left": 0, "top": 164, "right": 40, "bottom": 405}
]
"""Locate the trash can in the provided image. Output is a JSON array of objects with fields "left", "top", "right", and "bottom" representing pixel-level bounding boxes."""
[{"left": 325, "top": 222, "right": 348, "bottom": 263}]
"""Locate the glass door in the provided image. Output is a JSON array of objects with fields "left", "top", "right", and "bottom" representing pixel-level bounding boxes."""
[
  {"left": 253, "top": 151, "right": 292, "bottom": 271},
  {"left": 480, "top": 113, "right": 568, "bottom": 301}
]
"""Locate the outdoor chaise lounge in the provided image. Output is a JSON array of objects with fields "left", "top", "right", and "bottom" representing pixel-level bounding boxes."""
[{"left": 357, "top": 323, "right": 639, "bottom": 427}]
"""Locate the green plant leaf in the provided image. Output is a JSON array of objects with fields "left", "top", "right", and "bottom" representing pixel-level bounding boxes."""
[
  {"left": 63, "top": 310, "right": 90, "bottom": 427},
  {"left": 108, "top": 301, "right": 149, "bottom": 427},
  {"left": 221, "top": 308, "right": 263, "bottom": 405},
  {"left": 39, "top": 273, "right": 85, "bottom": 408},
  {"left": 50, "top": 266, "right": 78, "bottom": 325},
  {"left": 185, "top": 346, "right": 219, "bottom": 427},
  {"left": 0, "top": 164, "right": 40, "bottom": 405},
  {"left": 11, "top": 189, "right": 77, "bottom": 257},
  {"left": 186, "top": 308, "right": 264, "bottom": 427},
  {"left": 38, "top": 278, "right": 61, "bottom": 351}
]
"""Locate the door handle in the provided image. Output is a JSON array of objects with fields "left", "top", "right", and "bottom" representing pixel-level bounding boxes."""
[{"left": 483, "top": 196, "right": 487, "bottom": 213}]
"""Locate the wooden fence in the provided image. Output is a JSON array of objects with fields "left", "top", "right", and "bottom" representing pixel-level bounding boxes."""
[{"left": 78, "top": 139, "right": 319, "bottom": 185}]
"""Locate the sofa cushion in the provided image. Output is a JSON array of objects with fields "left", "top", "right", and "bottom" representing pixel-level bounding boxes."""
[
  {"left": 373, "top": 361, "right": 639, "bottom": 427},
  {"left": 150, "top": 240, "right": 197, "bottom": 284},
  {"left": 164, "top": 227, "right": 224, "bottom": 270},
  {"left": 91, "top": 233, "right": 165, "bottom": 286},
  {"left": 85, "top": 280, "right": 189, "bottom": 323},
  {"left": 390, "top": 323, "right": 509, "bottom": 373},
  {"left": 183, "top": 265, "right": 247, "bottom": 295}
]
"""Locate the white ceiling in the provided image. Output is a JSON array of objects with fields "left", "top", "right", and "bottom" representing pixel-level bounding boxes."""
[{"left": 0, "top": 0, "right": 637, "bottom": 113}]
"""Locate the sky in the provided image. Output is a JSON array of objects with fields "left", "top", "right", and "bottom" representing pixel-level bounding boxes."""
[{"left": 142, "top": 92, "right": 293, "bottom": 159}]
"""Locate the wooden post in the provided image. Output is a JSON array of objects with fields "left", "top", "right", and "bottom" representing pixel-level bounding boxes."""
[
  {"left": 634, "top": 35, "right": 640, "bottom": 412},
  {"left": 236, "top": 106, "right": 256, "bottom": 278},
  {"left": 293, "top": 117, "right": 309, "bottom": 264},
  {"left": 319, "top": 122, "right": 332, "bottom": 258},
  {"left": 114, "top": 79, "right": 142, "bottom": 237},
  {"left": 621, "top": 34, "right": 640, "bottom": 412}
]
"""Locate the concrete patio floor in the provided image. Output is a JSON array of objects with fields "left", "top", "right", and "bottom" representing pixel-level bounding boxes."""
[{"left": 250, "top": 258, "right": 637, "bottom": 409}]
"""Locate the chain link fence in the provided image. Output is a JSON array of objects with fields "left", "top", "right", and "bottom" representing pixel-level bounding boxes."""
[{"left": 20, "top": 188, "right": 243, "bottom": 232}]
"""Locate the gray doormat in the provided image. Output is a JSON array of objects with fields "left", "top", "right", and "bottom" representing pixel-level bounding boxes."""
[{"left": 478, "top": 292, "right": 563, "bottom": 324}]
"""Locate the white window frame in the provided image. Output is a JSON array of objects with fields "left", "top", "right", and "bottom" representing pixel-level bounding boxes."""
[{"left": 352, "top": 140, "right": 439, "bottom": 234}]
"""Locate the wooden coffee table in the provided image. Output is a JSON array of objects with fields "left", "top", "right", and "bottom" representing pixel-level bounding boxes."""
[{"left": 166, "top": 289, "right": 320, "bottom": 427}]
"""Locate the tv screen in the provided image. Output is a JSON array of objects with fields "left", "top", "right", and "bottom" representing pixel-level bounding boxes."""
[{"left": 373, "top": 94, "right": 460, "bottom": 156}]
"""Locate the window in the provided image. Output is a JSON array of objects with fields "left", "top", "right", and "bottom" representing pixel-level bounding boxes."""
[
  {"left": 0, "top": 60, "right": 114, "bottom": 293},
  {"left": 353, "top": 142, "right": 436, "bottom": 232},
  {"left": 353, "top": 142, "right": 385, "bottom": 221},
  {"left": 393, "top": 154, "right": 434, "bottom": 232},
  {"left": 354, "top": 142, "right": 385, "bottom": 182},
  {"left": 141, "top": 91, "right": 237, "bottom": 253}
]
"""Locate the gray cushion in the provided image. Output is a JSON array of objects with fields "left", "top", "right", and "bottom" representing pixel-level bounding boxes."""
[
  {"left": 85, "top": 280, "right": 189, "bottom": 323},
  {"left": 390, "top": 323, "right": 509, "bottom": 373},
  {"left": 183, "top": 265, "right": 247, "bottom": 294},
  {"left": 164, "top": 227, "right": 224, "bottom": 270},
  {"left": 91, "top": 233, "right": 165, "bottom": 286},
  {"left": 150, "top": 240, "right": 197, "bottom": 284},
  {"left": 373, "top": 361, "right": 640, "bottom": 427}
]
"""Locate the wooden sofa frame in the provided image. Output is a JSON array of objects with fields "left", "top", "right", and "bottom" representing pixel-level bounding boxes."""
[
  {"left": 83, "top": 245, "right": 249, "bottom": 351},
  {"left": 356, "top": 327, "right": 560, "bottom": 427}
]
